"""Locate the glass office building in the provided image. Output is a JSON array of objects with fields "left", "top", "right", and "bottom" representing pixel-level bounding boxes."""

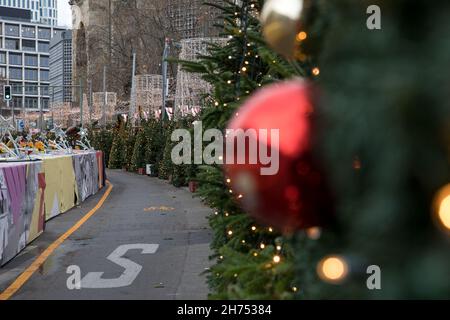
[
  {"left": 39, "top": 0, "right": 57, "bottom": 26},
  {"left": 0, "top": 7, "right": 65, "bottom": 112},
  {"left": 0, "top": 0, "right": 57, "bottom": 26},
  {"left": 49, "top": 29, "right": 72, "bottom": 103}
]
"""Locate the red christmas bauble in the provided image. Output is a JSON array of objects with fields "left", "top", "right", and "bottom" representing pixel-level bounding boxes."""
[{"left": 224, "top": 80, "right": 333, "bottom": 234}]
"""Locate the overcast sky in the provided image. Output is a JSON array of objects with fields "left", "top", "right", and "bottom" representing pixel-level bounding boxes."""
[{"left": 58, "top": 0, "right": 72, "bottom": 28}]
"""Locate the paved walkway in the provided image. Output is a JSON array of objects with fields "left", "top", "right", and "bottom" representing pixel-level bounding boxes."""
[{"left": 0, "top": 170, "right": 213, "bottom": 300}]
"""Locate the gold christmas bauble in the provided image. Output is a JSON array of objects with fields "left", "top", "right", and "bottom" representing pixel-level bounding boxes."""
[{"left": 261, "top": 0, "right": 304, "bottom": 59}]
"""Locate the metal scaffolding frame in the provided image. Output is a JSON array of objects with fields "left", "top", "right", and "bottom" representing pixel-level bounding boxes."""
[
  {"left": 135, "top": 74, "right": 164, "bottom": 118},
  {"left": 167, "top": 0, "right": 222, "bottom": 39},
  {"left": 50, "top": 92, "right": 117, "bottom": 128},
  {"left": 174, "top": 37, "right": 227, "bottom": 117}
]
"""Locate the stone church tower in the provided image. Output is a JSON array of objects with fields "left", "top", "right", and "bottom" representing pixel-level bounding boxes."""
[
  {"left": 70, "top": 0, "right": 110, "bottom": 95},
  {"left": 70, "top": 0, "right": 222, "bottom": 100}
]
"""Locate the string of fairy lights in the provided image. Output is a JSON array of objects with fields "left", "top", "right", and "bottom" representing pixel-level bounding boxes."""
[
  {"left": 210, "top": 0, "right": 333, "bottom": 292},
  {"left": 433, "top": 184, "right": 450, "bottom": 233},
  {"left": 214, "top": 1, "right": 320, "bottom": 109},
  {"left": 211, "top": 0, "right": 450, "bottom": 291}
]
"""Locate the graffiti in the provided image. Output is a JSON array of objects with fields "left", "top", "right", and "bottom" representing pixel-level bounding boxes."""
[
  {"left": 73, "top": 152, "right": 99, "bottom": 203},
  {"left": 0, "top": 162, "right": 42, "bottom": 266},
  {"left": 0, "top": 213, "right": 8, "bottom": 261},
  {"left": 0, "top": 151, "right": 105, "bottom": 266}
]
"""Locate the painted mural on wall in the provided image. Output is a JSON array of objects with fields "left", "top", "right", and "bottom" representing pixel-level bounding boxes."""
[
  {"left": 73, "top": 152, "right": 99, "bottom": 203},
  {"left": 0, "top": 151, "right": 105, "bottom": 266},
  {"left": 0, "top": 162, "right": 45, "bottom": 266},
  {"left": 0, "top": 170, "right": 11, "bottom": 264},
  {"left": 43, "top": 156, "right": 77, "bottom": 220}
]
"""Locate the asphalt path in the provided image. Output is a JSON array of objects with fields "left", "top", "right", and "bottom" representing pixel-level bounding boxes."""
[{"left": 0, "top": 170, "right": 213, "bottom": 300}]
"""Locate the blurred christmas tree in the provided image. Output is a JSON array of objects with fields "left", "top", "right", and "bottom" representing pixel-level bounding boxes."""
[
  {"left": 131, "top": 121, "right": 148, "bottom": 172},
  {"left": 159, "top": 121, "right": 176, "bottom": 180},
  {"left": 294, "top": 0, "right": 450, "bottom": 299},
  {"left": 92, "top": 0, "right": 450, "bottom": 299},
  {"left": 178, "top": 0, "right": 313, "bottom": 299},
  {"left": 124, "top": 125, "right": 136, "bottom": 171},
  {"left": 108, "top": 121, "right": 127, "bottom": 169},
  {"left": 172, "top": 115, "right": 197, "bottom": 187},
  {"left": 179, "top": 0, "right": 450, "bottom": 299},
  {"left": 90, "top": 126, "right": 114, "bottom": 165},
  {"left": 144, "top": 116, "right": 164, "bottom": 177}
]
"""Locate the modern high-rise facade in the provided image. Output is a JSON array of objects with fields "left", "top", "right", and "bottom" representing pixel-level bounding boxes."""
[
  {"left": 39, "top": 0, "right": 58, "bottom": 26},
  {"left": 0, "top": 6, "right": 65, "bottom": 113},
  {"left": 49, "top": 29, "right": 72, "bottom": 103},
  {"left": 0, "top": 0, "right": 58, "bottom": 26}
]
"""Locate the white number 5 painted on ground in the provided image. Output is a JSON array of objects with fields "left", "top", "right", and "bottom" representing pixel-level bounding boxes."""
[{"left": 80, "top": 244, "right": 159, "bottom": 289}]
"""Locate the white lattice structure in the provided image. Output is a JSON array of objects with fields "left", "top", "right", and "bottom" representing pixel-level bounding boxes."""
[
  {"left": 92, "top": 92, "right": 118, "bottom": 121},
  {"left": 50, "top": 102, "right": 79, "bottom": 128},
  {"left": 115, "top": 101, "right": 130, "bottom": 115},
  {"left": 174, "top": 37, "right": 228, "bottom": 117},
  {"left": 48, "top": 92, "right": 118, "bottom": 127},
  {"left": 168, "top": 0, "right": 223, "bottom": 39},
  {"left": 134, "top": 74, "right": 163, "bottom": 117}
]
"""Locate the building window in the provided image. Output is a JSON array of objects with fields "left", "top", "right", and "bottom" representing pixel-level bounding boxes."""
[
  {"left": 11, "top": 82, "right": 23, "bottom": 94},
  {"left": 22, "top": 26, "right": 36, "bottom": 38},
  {"left": 0, "top": 52, "right": 6, "bottom": 64},
  {"left": 0, "top": 66, "right": 6, "bottom": 77},
  {"left": 41, "top": 98, "right": 49, "bottom": 109},
  {"left": 24, "top": 68, "right": 38, "bottom": 80},
  {"left": 5, "top": 39, "right": 20, "bottom": 50},
  {"left": 40, "top": 56, "right": 49, "bottom": 67},
  {"left": 12, "top": 97, "right": 23, "bottom": 109},
  {"left": 38, "top": 41, "right": 49, "bottom": 53},
  {"left": 40, "top": 69, "right": 49, "bottom": 81},
  {"left": 5, "top": 24, "right": 19, "bottom": 37},
  {"left": 25, "top": 83, "right": 38, "bottom": 95},
  {"left": 22, "top": 39, "right": 36, "bottom": 52},
  {"left": 25, "top": 54, "right": 38, "bottom": 66},
  {"left": 25, "top": 97, "right": 38, "bottom": 109},
  {"left": 38, "top": 28, "right": 51, "bottom": 40},
  {"left": 41, "top": 84, "right": 49, "bottom": 96},
  {"left": 9, "top": 67, "right": 22, "bottom": 80},
  {"left": 9, "top": 52, "right": 22, "bottom": 65}
]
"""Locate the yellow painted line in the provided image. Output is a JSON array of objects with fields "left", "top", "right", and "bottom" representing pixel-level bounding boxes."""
[{"left": 0, "top": 181, "right": 114, "bottom": 300}]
